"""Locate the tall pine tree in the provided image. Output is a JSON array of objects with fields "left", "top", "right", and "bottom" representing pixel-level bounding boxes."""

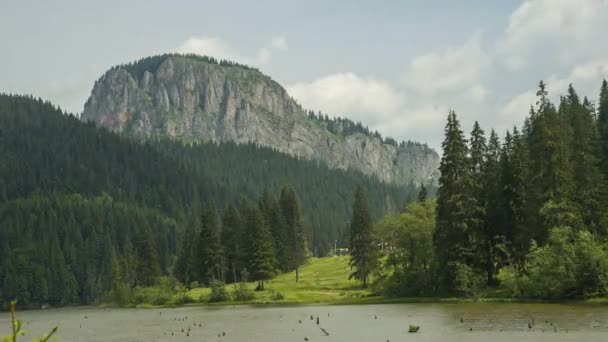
[
  {"left": 434, "top": 111, "right": 478, "bottom": 292},
  {"left": 348, "top": 185, "right": 375, "bottom": 288},
  {"left": 279, "top": 186, "right": 308, "bottom": 282},
  {"left": 196, "top": 205, "right": 223, "bottom": 284}
]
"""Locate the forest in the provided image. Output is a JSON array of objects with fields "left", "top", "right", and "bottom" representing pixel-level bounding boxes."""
[
  {"left": 0, "top": 94, "right": 417, "bottom": 308},
  {"left": 370, "top": 80, "right": 608, "bottom": 300}
]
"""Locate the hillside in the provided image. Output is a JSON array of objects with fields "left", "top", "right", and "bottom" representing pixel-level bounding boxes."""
[
  {"left": 0, "top": 94, "right": 419, "bottom": 306},
  {"left": 81, "top": 54, "right": 439, "bottom": 185}
]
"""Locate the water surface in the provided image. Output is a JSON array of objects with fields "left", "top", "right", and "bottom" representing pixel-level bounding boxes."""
[{"left": 2, "top": 303, "right": 608, "bottom": 341}]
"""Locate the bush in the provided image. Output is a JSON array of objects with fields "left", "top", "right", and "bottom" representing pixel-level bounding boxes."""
[
  {"left": 451, "top": 262, "right": 486, "bottom": 297},
  {"left": 233, "top": 281, "right": 255, "bottom": 301},
  {"left": 209, "top": 280, "right": 230, "bottom": 302},
  {"left": 269, "top": 289, "right": 285, "bottom": 301}
]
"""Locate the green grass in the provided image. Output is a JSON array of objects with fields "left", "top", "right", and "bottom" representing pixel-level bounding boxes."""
[
  {"left": 106, "top": 256, "right": 608, "bottom": 308},
  {"left": 187, "top": 256, "right": 372, "bottom": 304}
]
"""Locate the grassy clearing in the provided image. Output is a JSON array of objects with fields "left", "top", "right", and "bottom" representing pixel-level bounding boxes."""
[
  {"left": 186, "top": 256, "right": 371, "bottom": 304},
  {"left": 110, "top": 256, "right": 608, "bottom": 308}
]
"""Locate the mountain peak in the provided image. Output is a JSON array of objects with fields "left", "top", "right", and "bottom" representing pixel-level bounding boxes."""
[{"left": 82, "top": 54, "right": 439, "bottom": 185}]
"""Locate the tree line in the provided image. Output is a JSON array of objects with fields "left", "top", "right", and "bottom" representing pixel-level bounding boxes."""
[
  {"left": 0, "top": 94, "right": 419, "bottom": 307},
  {"left": 172, "top": 187, "right": 309, "bottom": 290},
  {"left": 371, "top": 80, "right": 608, "bottom": 299}
]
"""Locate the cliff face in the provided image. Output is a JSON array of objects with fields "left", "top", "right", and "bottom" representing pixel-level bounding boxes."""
[{"left": 82, "top": 55, "right": 439, "bottom": 185}]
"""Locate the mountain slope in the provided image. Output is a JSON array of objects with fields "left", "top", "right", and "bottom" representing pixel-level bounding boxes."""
[
  {"left": 0, "top": 94, "right": 417, "bottom": 252},
  {"left": 82, "top": 54, "right": 439, "bottom": 185}
]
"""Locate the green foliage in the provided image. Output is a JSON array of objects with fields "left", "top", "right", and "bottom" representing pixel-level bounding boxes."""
[
  {"left": 0, "top": 94, "right": 418, "bottom": 306},
  {"left": 376, "top": 201, "right": 437, "bottom": 296},
  {"left": 269, "top": 289, "right": 285, "bottom": 301},
  {"left": 349, "top": 185, "right": 377, "bottom": 288},
  {"left": 2, "top": 300, "right": 57, "bottom": 342},
  {"left": 500, "top": 228, "right": 608, "bottom": 299},
  {"left": 232, "top": 270, "right": 255, "bottom": 301},
  {"left": 208, "top": 280, "right": 229, "bottom": 302},
  {"left": 434, "top": 111, "right": 481, "bottom": 293}
]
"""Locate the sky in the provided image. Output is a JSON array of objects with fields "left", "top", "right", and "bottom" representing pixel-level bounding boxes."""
[{"left": 2, "top": 0, "right": 608, "bottom": 151}]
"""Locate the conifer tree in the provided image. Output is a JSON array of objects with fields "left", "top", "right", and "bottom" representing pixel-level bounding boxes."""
[
  {"left": 525, "top": 81, "right": 574, "bottom": 241},
  {"left": 196, "top": 205, "right": 223, "bottom": 284},
  {"left": 221, "top": 205, "right": 243, "bottom": 283},
  {"left": 280, "top": 186, "right": 308, "bottom": 282},
  {"left": 243, "top": 206, "right": 276, "bottom": 290},
  {"left": 482, "top": 130, "right": 502, "bottom": 283},
  {"left": 563, "top": 86, "right": 603, "bottom": 231},
  {"left": 434, "top": 111, "right": 478, "bottom": 291},
  {"left": 174, "top": 225, "right": 196, "bottom": 286},
  {"left": 135, "top": 225, "right": 161, "bottom": 287},
  {"left": 598, "top": 80, "right": 608, "bottom": 173},
  {"left": 348, "top": 185, "right": 375, "bottom": 288},
  {"left": 417, "top": 183, "right": 428, "bottom": 203}
]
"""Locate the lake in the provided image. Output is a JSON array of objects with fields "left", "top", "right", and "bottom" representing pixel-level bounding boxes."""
[{"left": 2, "top": 303, "right": 608, "bottom": 341}]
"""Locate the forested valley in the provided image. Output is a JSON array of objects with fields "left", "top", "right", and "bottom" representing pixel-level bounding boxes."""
[{"left": 0, "top": 94, "right": 418, "bottom": 308}]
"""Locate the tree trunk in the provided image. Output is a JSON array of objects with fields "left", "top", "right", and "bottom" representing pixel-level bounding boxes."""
[{"left": 295, "top": 267, "right": 299, "bottom": 283}]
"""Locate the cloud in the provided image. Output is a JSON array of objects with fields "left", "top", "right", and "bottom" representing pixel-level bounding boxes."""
[
  {"left": 404, "top": 33, "right": 491, "bottom": 94},
  {"left": 500, "top": 59, "right": 608, "bottom": 127},
  {"left": 497, "top": 0, "right": 608, "bottom": 71},
  {"left": 175, "top": 36, "right": 288, "bottom": 67},
  {"left": 271, "top": 36, "right": 288, "bottom": 51},
  {"left": 287, "top": 73, "right": 405, "bottom": 125}
]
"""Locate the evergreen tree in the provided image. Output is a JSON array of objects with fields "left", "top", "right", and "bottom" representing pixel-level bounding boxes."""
[
  {"left": 482, "top": 130, "right": 503, "bottom": 283},
  {"left": 221, "top": 205, "right": 243, "bottom": 283},
  {"left": 563, "top": 86, "right": 603, "bottom": 231},
  {"left": 348, "top": 185, "right": 375, "bottom": 288},
  {"left": 174, "top": 225, "right": 196, "bottom": 286},
  {"left": 434, "top": 111, "right": 479, "bottom": 292},
  {"left": 525, "top": 81, "right": 574, "bottom": 241},
  {"left": 279, "top": 186, "right": 308, "bottom": 282},
  {"left": 417, "top": 183, "right": 428, "bottom": 203},
  {"left": 135, "top": 225, "right": 161, "bottom": 287},
  {"left": 598, "top": 80, "right": 608, "bottom": 174},
  {"left": 195, "top": 205, "right": 223, "bottom": 284},
  {"left": 243, "top": 206, "right": 276, "bottom": 290}
]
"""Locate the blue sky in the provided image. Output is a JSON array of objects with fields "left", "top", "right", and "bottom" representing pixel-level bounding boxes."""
[{"left": 2, "top": 0, "right": 608, "bottom": 150}]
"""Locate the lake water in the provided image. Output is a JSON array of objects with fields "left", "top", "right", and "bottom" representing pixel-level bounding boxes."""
[{"left": 2, "top": 303, "right": 608, "bottom": 341}]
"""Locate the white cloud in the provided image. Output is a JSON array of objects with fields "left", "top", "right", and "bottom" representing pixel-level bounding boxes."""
[
  {"left": 404, "top": 33, "right": 491, "bottom": 94},
  {"left": 500, "top": 59, "right": 608, "bottom": 131},
  {"left": 175, "top": 36, "right": 288, "bottom": 67},
  {"left": 287, "top": 73, "right": 405, "bottom": 125},
  {"left": 497, "top": 0, "right": 608, "bottom": 70},
  {"left": 271, "top": 36, "right": 288, "bottom": 51}
]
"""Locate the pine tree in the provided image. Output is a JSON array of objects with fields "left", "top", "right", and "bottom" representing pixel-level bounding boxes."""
[
  {"left": 348, "top": 185, "right": 375, "bottom": 288},
  {"left": 174, "top": 225, "right": 196, "bottom": 286},
  {"left": 243, "top": 206, "right": 276, "bottom": 290},
  {"left": 482, "top": 130, "right": 502, "bottom": 283},
  {"left": 598, "top": 80, "right": 608, "bottom": 173},
  {"left": 221, "top": 205, "right": 243, "bottom": 283},
  {"left": 135, "top": 225, "right": 161, "bottom": 287},
  {"left": 196, "top": 205, "right": 223, "bottom": 284},
  {"left": 525, "top": 81, "right": 574, "bottom": 241},
  {"left": 417, "top": 183, "right": 428, "bottom": 203},
  {"left": 563, "top": 86, "right": 603, "bottom": 231},
  {"left": 499, "top": 128, "right": 527, "bottom": 266},
  {"left": 434, "top": 111, "right": 478, "bottom": 292},
  {"left": 280, "top": 186, "right": 308, "bottom": 282},
  {"left": 259, "top": 191, "right": 291, "bottom": 273},
  {"left": 468, "top": 121, "right": 488, "bottom": 276}
]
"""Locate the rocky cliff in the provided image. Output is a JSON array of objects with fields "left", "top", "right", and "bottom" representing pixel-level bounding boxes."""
[{"left": 82, "top": 54, "right": 439, "bottom": 185}]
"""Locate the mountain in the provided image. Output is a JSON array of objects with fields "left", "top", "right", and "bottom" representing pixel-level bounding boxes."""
[
  {"left": 81, "top": 54, "right": 439, "bottom": 185},
  {"left": 0, "top": 94, "right": 418, "bottom": 254}
]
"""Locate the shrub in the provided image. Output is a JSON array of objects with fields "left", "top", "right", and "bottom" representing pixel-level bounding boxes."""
[
  {"left": 209, "top": 280, "right": 230, "bottom": 302},
  {"left": 269, "top": 289, "right": 285, "bottom": 301},
  {"left": 233, "top": 282, "right": 255, "bottom": 301}
]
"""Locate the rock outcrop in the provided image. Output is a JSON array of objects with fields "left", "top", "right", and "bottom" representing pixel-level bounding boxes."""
[{"left": 82, "top": 55, "right": 439, "bottom": 185}]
